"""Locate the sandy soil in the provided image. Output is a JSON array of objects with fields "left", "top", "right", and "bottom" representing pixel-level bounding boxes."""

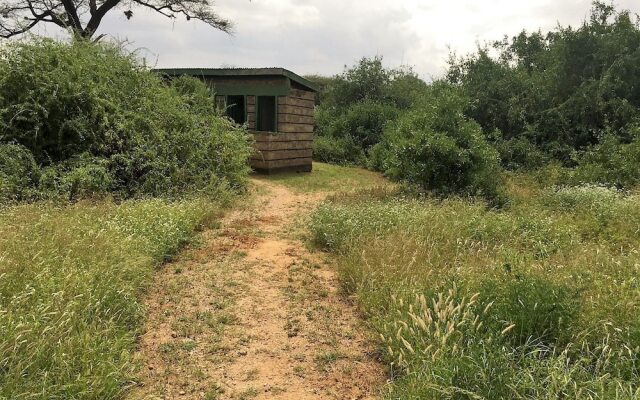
[{"left": 128, "top": 178, "right": 385, "bottom": 400}]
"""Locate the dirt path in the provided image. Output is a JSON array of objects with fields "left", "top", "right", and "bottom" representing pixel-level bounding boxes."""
[{"left": 129, "top": 179, "right": 385, "bottom": 400}]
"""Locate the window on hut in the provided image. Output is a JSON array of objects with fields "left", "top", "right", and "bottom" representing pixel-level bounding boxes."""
[
  {"left": 225, "top": 95, "right": 246, "bottom": 125},
  {"left": 257, "top": 96, "right": 276, "bottom": 132}
]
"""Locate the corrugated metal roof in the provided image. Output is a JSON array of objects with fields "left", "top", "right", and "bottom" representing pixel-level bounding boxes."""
[{"left": 153, "top": 67, "right": 319, "bottom": 92}]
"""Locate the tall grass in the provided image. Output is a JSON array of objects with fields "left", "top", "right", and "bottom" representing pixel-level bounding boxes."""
[
  {"left": 0, "top": 198, "right": 220, "bottom": 399},
  {"left": 311, "top": 180, "right": 640, "bottom": 399}
]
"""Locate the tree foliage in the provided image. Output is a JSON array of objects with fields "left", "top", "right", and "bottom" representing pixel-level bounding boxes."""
[
  {"left": 313, "top": 57, "right": 427, "bottom": 164},
  {"left": 573, "top": 128, "right": 640, "bottom": 188},
  {"left": 448, "top": 1, "right": 640, "bottom": 163},
  {"left": 314, "top": 2, "right": 640, "bottom": 193},
  {"left": 0, "top": 0, "right": 231, "bottom": 39}
]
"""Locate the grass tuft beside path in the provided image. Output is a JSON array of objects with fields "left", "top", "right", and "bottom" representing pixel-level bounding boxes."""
[
  {"left": 0, "top": 198, "right": 221, "bottom": 399},
  {"left": 311, "top": 175, "right": 640, "bottom": 399}
]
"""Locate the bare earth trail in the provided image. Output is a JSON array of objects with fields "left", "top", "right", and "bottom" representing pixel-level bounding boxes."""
[{"left": 130, "top": 178, "right": 385, "bottom": 400}]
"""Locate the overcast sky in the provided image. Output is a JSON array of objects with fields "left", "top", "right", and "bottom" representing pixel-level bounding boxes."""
[{"left": 45, "top": 0, "right": 640, "bottom": 79}]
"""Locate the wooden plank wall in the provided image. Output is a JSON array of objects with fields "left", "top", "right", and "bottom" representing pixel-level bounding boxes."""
[
  {"left": 251, "top": 88, "right": 314, "bottom": 172},
  {"left": 246, "top": 95, "right": 256, "bottom": 130}
]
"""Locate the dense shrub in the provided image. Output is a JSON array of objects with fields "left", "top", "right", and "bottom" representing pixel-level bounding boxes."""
[
  {"left": 572, "top": 132, "right": 640, "bottom": 188},
  {"left": 366, "top": 141, "right": 391, "bottom": 171},
  {"left": 313, "top": 57, "right": 426, "bottom": 165},
  {"left": 494, "top": 136, "right": 547, "bottom": 170},
  {"left": 42, "top": 154, "right": 115, "bottom": 200},
  {"left": 169, "top": 74, "right": 220, "bottom": 116},
  {"left": 313, "top": 135, "right": 365, "bottom": 165},
  {"left": 449, "top": 2, "right": 640, "bottom": 165},
  {"left": 315, "top": 99, "right": 399, "bottom": 164},
  {"left": 377, "top": 86, "right": 505, "bottom": 202},
  {"left": 0, "top": 39, "right": 252, "bottom": 201},
  {"left": 311, "top": 2, "right": 640, "bottom": 187},
  {"left": 0, "top": 143, "right": 39, "bottom": 201},
  {"left": 317, "top": 100, "right": 399, "bottom": 151}
]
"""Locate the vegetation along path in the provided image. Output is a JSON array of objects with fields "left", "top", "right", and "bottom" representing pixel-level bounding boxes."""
[{"left": 130, "top": 169, "right": 386, "bottom": 400}]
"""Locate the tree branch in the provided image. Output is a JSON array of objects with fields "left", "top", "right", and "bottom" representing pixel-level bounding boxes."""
[
  {"left": 0, "top": 0, "right": 66, "bottom": 37},
  {"left": 130, "top": 0, "right": 172, "bottom": 18},
  {"left": 59, "top": 0, "right": 82, "bottom": 33},
  {"left": 83, "top": 0, "right": 119, "bottom": 37},
  {"left": 1, "top": 0, "right": 233, "bottom": 39},
  {"left": 131, "top": 0, "right": 232, "bottom": 33},
  {"left": 0, "top": 10, "right": 45, "bottom": 37}
]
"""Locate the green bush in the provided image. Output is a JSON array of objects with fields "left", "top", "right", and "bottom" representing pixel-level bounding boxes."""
[
  {"left": 56, "top": 154, "right": 114, "bottom": 200},
  {"left": 572, "top": 132, "right": 640, "bottom": 188},
  {"left": 378, "top": 86, "right": 505, "bottom": 202},
  {"left": 327, "top": 101, "right": 399, "bottom": 151},
  {"left": 0, "top": 143, "right": 39, "bottom": 201},
  {"left": 448, "top": 3, "right": 640, "bottom": 166},
  {"left": 315, "top": 100, "right": 399, "bottom": 165},
  {"left": 313, "top": 57, "right": 426, "bottom": 166},
  {"left": 0, "top": 39, "right": 252, "bottom": 201},
  {"left": 169, "top": 75, "right": 219, "bottom": 116},
  {"left": 313, "top": 135, "right": 366, "bottom": 165},
  {"left": 322, "top": 57, "right": 424, "bottom": 109},
  {"left": 366, "top": 141, "right": 390, "bottom": 171},
  {"left": 494, "top": 136, "right": 547, "bottom": 170}
]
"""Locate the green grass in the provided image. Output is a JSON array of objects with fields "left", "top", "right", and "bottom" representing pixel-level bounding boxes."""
[
  {"left": 314, "top": 350, "right": 347, "bottom": 372},
  {"left": 311, "top": 175, "right": 640, "bottom": 399},
  {"left": 254, "top": 162, "right": 390, "bottom": 193},
  {"left": 0, "top": 198, "right": 222, "bottom": 399}
]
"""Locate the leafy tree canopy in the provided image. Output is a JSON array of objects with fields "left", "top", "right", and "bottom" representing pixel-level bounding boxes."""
[{"left": 448, "top": 1, "right": 640, "bottom": 163}]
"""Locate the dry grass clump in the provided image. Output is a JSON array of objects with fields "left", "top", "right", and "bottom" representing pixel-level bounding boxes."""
[
  {"left": 0, "top": 198, "right": 220, "bottom": 399},
  {"left": 311, "top": 178, "right": 640, "bottom": 399}
]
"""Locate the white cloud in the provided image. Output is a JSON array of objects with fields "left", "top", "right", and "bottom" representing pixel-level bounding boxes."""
[{"left": 71, "top": 0, "right": 640, "bottom": 78}]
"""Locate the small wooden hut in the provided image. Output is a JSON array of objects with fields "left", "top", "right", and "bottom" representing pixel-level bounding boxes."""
[{"left": 155, "top": 67, "right": 318, "bottom": 173}]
